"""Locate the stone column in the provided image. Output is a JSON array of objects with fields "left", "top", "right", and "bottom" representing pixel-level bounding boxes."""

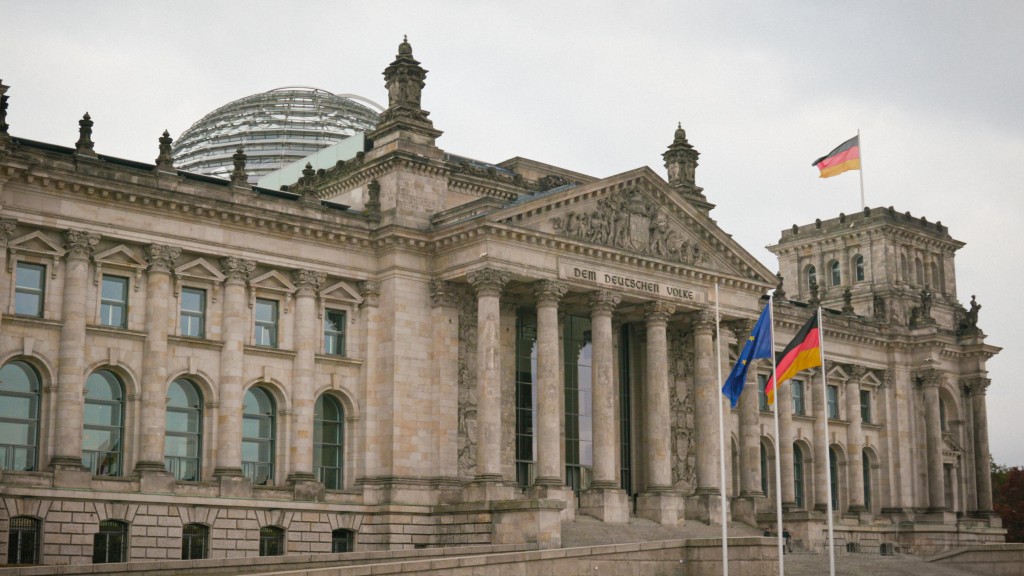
[
  {"left": 533, "top": 280, "right": 567, "bottom": 486},
  {"left": 467, "top": 268, "right": 509, "bottom": 482},
  {"left": 214, "top": 257, "right": 255, "bottom": 486},
  {"left": 966, "top": 377, "right": 994, "bottom": 513},
  {"left": 846, "top": 366, "right": 866, "bottom": 512},
  {"left": 777, "top": 378, "right": 797, "bottom": 509},
  {"left": 51, "top": 230, "right": 99, "bottom": 475},
  {"left": 692, "top": 310, "right": 719, "bottom": 494},
  {"left": 734, "top": 320, "right": 762, "bottom": 497},
  {"left": 580, "top": 291, "right": 629, "bottom": 522},
  {"left": 135, "top": 244, "right": 181, "bottom": 481},
  {"left": 288, "top": 269, "right": 325, "bottom": 499},
  {"left": 812, "top": 372, "right": 830, "bottom": 512},
  {"left": 918, "top": 369, "right": 946, "bottom": 512},
  {"left": 636, "top": 301, "right": 679, "bottom": 525}
]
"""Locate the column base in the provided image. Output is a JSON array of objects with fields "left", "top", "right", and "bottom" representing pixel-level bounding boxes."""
[
  {"left": 731, "top": 495, "right": 759, "bottom": 527},
  {"left": 579, "top": 486, "right": 630, "bottom": 523},
  {"left": 215, "top": 471, "right": 253, "bottom": 498},
  {"left": 528, "top": 483, "right": 576, "bottom": 521},
  {"left": 637, "top": 489, "right": 683, "bottom": 526},
  {"left": 919, "top": 510, "right": 957, "bottom": 525},
  {"left": 463, "top": 478, "right": 522, "bottom": 503},
  {"left": 491, "top": 498, "right": 565, "bottom": 549},
  {"left": 51, "top": 458, "right": 92, "bottom": 489},
  {"left": 135, "top": 463, "right": 176, "bottom": 493},
  {"left": 685, "top": 491, "right": 727, "bottom": 525},
  {"left": 288, "top": 474, "right": 325, "bottom": 502}
]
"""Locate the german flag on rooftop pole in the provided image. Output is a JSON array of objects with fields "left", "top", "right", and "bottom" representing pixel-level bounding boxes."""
[
  {"left": 766, "top": 313, "right": 821, "bottom": 404},
  {"left": 812, "top": 135, "right": 860, "bottom": 178}
]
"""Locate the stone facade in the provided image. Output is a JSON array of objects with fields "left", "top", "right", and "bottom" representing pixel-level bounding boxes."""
[{"left": 0, "top": 44, "right": 1003, "bottom": 567}]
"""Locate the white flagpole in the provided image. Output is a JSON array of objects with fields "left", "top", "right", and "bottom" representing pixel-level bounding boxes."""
[
  {"left": 714, "top": 284, "right": 729, "bottom": 576},
  {"left": 768, "top": 296, "right": 785, "bottom": 576},
  {"left": 818, "top": 306, "right": 836, "bottom": 576},
  {"left": 858, "top": 129, "right": 866, "bottom": 211}
]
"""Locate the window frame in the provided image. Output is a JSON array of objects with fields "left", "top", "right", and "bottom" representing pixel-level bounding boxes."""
[
  {"left": 14, "top": 261, "right": 46, "bottom": 318},
  {"left": 791, "top": 379, "right": 805, "bottom": 416},
  {"left": 331, "top": 529, "right": 355, "bottom": 553},
  {"left": 165, "top": 379, "right": 203, "bottom": 481},
  {"left": 0, "top": 360, "right": 42, "bottom": 472},
  {"left": 757, "top": 374, "right": 770, "bottom": 412},
  {"left": 805, "top": 265, "right": 817, "bottom": 290},
  {"left": 99, "top": 275, "right": 129, "bottom": 329},
  {"left": 242, "top": 386, "right": 276, "bottom": 485},
  {"left": 314, "top": 394, "right": 345, "bottom": 490},
  {"left": 82, "top": 370, "right": 125, "bottom": 477},
  {"left": 853, "top": 254, "right": 865, "bottom": 282},
  {"left": 829, "top": 260, "right": 841, "bottom": 287},
  {"left": 259, "top": 526, "right": 285, "bottom": 557},
  {"left": 179, "top": 286, "right": 207, "bottom": 339},
  {"left": 7, "top": 516, "right": 41, "bottom": 565},
  {"left": 323, "top": 309, "right": 347, "bottom": 356},
  {"left": 793, "top": 443, "right": 805, "bottom": 509},
  {"left": 93, "top": 520, "right": 128, "bottom": 564},
  {"left": 826, "top": 384, "right": 840, "bottom": 420},
  {"left": 181, "top": 523, "right": 209, "bottom": 560},
  {"left": 253, "top": 298, "right": 279, "bottom": 347},
  {"left": 860, "top": 389, "right": 871, "bottom": 424}
]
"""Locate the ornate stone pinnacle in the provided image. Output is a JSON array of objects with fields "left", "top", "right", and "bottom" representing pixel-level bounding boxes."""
[
  {"left": 146, "top": 244, "right": 181, "bottom": 273},
  {"left": 75, "top": 112, "right": 96, "bottom": 156},
  {"left": 364, "top": 179, "right": 381, "bottom": 220},
  {"left": 587, "top": 290, "right": 620, "bottom": 314},
  {"left": 63, "top": 229, "right": 100, "bottom": 259},
  {"left": 220, "top": 257, "right": 256, "bottom": 283},
  {"left": 662, "top": 122, "right": 699, "bottom": 189},
  {"left": 533, "top": 280, "right": 568, "bottom": 304},
  {"left": 155, "top": 130, "right": 175, "bottom": 170},
  {"left": 842, "top": 287, "right": 855, "bottom": 316},
  {"left": 774, "top": 271, "right": 787, "bottom": 300},
  {"left": 380, "top": 36, "right": 430, "bottom": 123},
  {"left": 292, "top": 269, "right": 326, "bottom": 296},
  {"left": 808, "top": 278, "right": 820, "bottom": 307},
  {"left": 467, "top": 268, "right": 510, "bottom": 297},
  {"left": 230, "top": 147, "right": 249, "bottom": 186},
  {"left": 0, "top": 79, "right": 9, "bottom": 135}
]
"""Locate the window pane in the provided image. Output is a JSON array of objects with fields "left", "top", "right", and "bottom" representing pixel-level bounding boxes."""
[
  {"left": 101, "top": 276, "right": 127, "bottom": 300},
  {"left": 14, "top": 292, "right": 42, "bottom": 317}
]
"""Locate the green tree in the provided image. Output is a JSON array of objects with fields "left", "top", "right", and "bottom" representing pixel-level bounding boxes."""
[{"left": 992, "top": 461, "right": 1024, "bottom": 543}]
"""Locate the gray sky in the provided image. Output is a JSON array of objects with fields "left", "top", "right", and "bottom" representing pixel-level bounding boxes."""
[{"left": 3, "top": 1, "right": 1022, "bottom": 466}]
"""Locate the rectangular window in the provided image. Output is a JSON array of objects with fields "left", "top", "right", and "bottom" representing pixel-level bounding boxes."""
[
  {"left": 323, "top": 309, "right": 346, "bottom": 356},
  {"left": 254, "top": 298, "right": 278, "bottom": 347},
  {"left": 860, "top": 390, "right": 872, "bottom": 424},
  {"left": 180, "top": 287, "right": 206, "bottom": 338},
  {"left": 758, "top": 374, "right": 770, "bottom": 412},
  {"left": 100, "top": 275, "right": 128, "bottom": 328},
  {"left": 14, "top": 262, "right": 45, "bottom": 317},
  {"left": 827, "top": 385, "right": 839, "bottom": 419},
  {"left": 792, "top": 380, "right": 805, "bottom": 416}
]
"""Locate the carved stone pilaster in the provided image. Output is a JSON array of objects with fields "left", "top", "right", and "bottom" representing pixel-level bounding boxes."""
[
  {"left": 467, "top": 268, "right": 509, "bottom": 298},
  {"left": 587, "top": 290, "right": 620, "bottom": 314},
  {"left": 220, "top": 257, "right": 256, "bottom": 284},
  {"left": 364, "top": 179, "right": 381, "bottom": 221},
  {"left": 429, "top": 279, "right": 458, "bottom": 308},
  {"left": 357, "top": 280, "right": 380, "bottom": 307},
  {"left": 145, "top": 244, "right": 181, "bottom": 274},
  {"left": 155, "top": 130, "right": 174, "bottom": 172},
  {"left": 292, "top": 269, "right": 326, "bottom": 297},
  {"left": 74, "top": 113, "right": 96, "bottom": 157},
  {"left": 63, "top": 229, "right": 99, "bottom": 260}
]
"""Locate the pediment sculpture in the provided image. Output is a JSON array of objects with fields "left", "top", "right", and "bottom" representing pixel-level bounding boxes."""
[{"left": 550, "top": 186, "right": 710, "bottom": 266}]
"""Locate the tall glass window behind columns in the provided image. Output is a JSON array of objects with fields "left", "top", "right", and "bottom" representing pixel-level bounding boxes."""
[
  {"left": 564, "top": 315, "right": 593, "bottom": 492},
  {"left": 514, "top": 309, "right": 538, "bottom": 488},
  {"left": 165, "top": 379, "right": 202, "bottom": 481},
  {"left": 0, "top": 361, "right": 41, "bottom": 472},
  {"left": 862, "top": 450, "right": 872, "bottom": 511},
  {"left": 618, "top": 323, "right": 633, "bottom": 495},
  {"left": 314, "top": 394, "right": 344, "bottom": 490},
  {"left": 83, "top": 370, "right": 124, "bottom": 476},
  {"left": 793, "top": 443, "right": 805, "bottom": 509},
  {"left": 829, "top": 447, "right": 839, "bottom": 510}
]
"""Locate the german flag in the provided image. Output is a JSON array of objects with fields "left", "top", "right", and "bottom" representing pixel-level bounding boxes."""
[
  {"left": 766, "top": 313, "right": 821, "bottom": 404},
  {"left": 812, "top": 135, "right": 860, "bottom": 178}
]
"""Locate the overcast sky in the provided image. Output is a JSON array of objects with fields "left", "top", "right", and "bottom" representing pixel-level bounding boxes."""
[{"left": 3, "top": 1, "right": 1022, "bottom": 466}]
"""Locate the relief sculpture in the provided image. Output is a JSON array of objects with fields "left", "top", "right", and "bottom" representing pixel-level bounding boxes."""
[
  {"left": 456, "top": 286, "right": 478, "bottom": 477},
  {"left": 669, "top": 329, "right": 697, "bottom": 492}
]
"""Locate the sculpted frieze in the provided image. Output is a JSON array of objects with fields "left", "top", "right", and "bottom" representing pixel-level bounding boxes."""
[{"left": 550, "top": 186, "right": 711, "bottom": 267}]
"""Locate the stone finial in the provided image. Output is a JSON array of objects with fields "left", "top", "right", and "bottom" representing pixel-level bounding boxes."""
[
  {"left": 774, "top": 271, "right": 787, "bottom": 300},
  {"left": 364, "top": 179, "right": 381, "bottom": 221},
  {"left": 841, "top": 287, "right": 855, "bottom": 316},
  {"left": 0, "top": 79, "right": 9, "bottom": 135},
  {"left": 662, "top": 122, "right": 700, "bottom": 188},
  {"left": 808, "top": 278, "right": 820, "bottom": 307},
  {"left": 155, "top": 130, "right": 175, "bottom": 172},
  {"left": 75, "top": 112, "right": 96, "bottom": 156},
  {"left": 145, "top": 244, "right": 181, "bottom": 274},
  {"left": 384, "top": 36, "right": 427, "bottom": 111},
  {"left": 230, "top": 147, "right": 249, "bottom": 187}
]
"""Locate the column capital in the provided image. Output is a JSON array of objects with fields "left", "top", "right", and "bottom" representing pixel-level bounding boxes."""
[
  {"left": 145, "top": 243, "right": 181, "bottom": 274},
  {"left": 588, "top": 290, "right": 620, "bottom": 315},
  {"left": 429, "top": 279, "right": 459, "bottom": 308},
  {"left": 292, "top": 269, "right": 326, "bottom": 296},
  {"left": 0, "top": 218, "right": 16, "bottom": 244},
  {"left": 467, "top": 268, "right": 510, "bottom": 297},
  {"left": 533, "top": 280, "right": 568, "bottom": 305},
  {"left": 689, "top": 308, "right": 715, "bottom": 330},
  {"left": 220, "top": 257, "right": 256, "bottom": 284},
  {"left": 644, "top": 301, "right": 675, "bottom": 323},
  {"left": 848, "top": 364, "right": 868, "bottom": 381},
  {"left": 728, "top": 318, "right": 755, "bottom": 340},
  {"left": 914, "top": 368, "right": 944, "bottom": 389},
  {"left": 961, "top": 376, "right": 991, "bottom": 396},
  {"left": 63, "top": 229, "right": 100, "bottom": 260},
  {"left": 358, "top": 280, "right": 381, "bottom": 307}
]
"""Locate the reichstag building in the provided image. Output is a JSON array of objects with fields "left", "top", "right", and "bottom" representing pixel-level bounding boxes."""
[{"left": 0, "top": 39, "right": 1003, "bottom": 566}]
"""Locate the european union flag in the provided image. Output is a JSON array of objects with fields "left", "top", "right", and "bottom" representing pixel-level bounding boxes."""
[{"left": 721, "top": 304, "right": 774, "bottom": 407}]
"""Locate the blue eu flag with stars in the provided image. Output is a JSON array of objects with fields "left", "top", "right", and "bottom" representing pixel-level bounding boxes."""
[{"left": 722, "top": 304, "right": 773, "bottom": 407}]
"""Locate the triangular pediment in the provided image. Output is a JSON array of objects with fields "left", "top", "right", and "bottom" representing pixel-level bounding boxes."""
[
  {"left": 250, "top": 270, "right": 296, "bottom": 294},
  {"left": 175, "top": 258, "right": 226, "bottom": 283},
  {"left": 94, "top": 245, "right": 147, "bottom": 269},
  {"left": 861, "top": 371, "right": 882, "bottom": 387},
  {"left": 7, "top": 231, "right": 64, "bottom": 257},
  {"left": 827, "top": 363, "right": 849, "bottom": 381},
  {"left": 493, "top": 168, "right": 775, "bottom": 285},
  {"left": 320, "top": 280, "right": 362, "bottom": 304}
]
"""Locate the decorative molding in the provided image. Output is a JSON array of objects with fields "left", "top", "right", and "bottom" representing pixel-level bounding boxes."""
[
  {"left": 220, "top": 257, "right": 256, "bottom": 284},
  {"left": 429, "top": 279, "right": 459, "bottom": 308},
  {"left": 587, "top": 290, "right": 620, "bottom": 314},
  {"left": 914, "top": 368, "right": 944, "bottom": 389},
  {"left": 63, "top": 229, "right": 100, "bottom": 260},
  {"left": 644, "top": 301, "right": 676, "bottom": 322},
  {"left": 466, "top": 268, "right": 509, "bottom": 298},
  {"left": 533, "top": 280, "right": 568, "bottom": 305},
  {"left": 292, "top": 269, "right": 326, "bottom": 297},
  {"left": 145, "top": 244, "right": 181, "bottom": 274}
]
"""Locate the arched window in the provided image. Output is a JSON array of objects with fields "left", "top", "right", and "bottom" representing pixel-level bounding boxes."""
[
  {"left": 830, "top": 260, "right": 841, "bottom": 286},
  {"left": 93, "top": 520, "right": 128, "bottom": 564},
  {"left": 331, "top": 528, "right": 355, "bottom": 553},
  {"left": 862, "top": 450, "right": 872, "bottom": 512},
  {"left": 793, "top": 444, "right": 805, "bottom": 509},
  {"left": 900, "top": 254, "right": 909, "bottom": 283},
  {"left": 806, "top": 265, "right": 817, "bottom": 290},
  {"left": 83, "top": 370, "right": 124, "bottom": 476},
  {"left": 0, "top": 361, "right": 41, "bottom": 472},
  {"left": 259, "top": 526, "right": 284, "bottom": 556},
  {"left": 853, "top": 255, "right": 865, "bottom": 282},
  {"left": 314, "top": 395, "right": 344, "bottom": 490},
  {"left": 760, "top": 443, "right": 769, "bottom": 496},
  {"left": 915, "top": 257, "right": 924, "bottom": 285},
  {"left": 242, "top": 387, "right": 275, "bottom": 485},
  {"left": 181, "top": 523, "right": 208, "bottom": 560},
  {"left": 165, "top": 379, "right": 202, "bottom": 481},
  {"left": 829, "top": 447, "right": 839, "bottom": 510},
  {"left": 7, "top": 516, "right": 41, "bottom": 564},
  {"left": 939, "top": 398, "right": 948, "bottom": 432}
]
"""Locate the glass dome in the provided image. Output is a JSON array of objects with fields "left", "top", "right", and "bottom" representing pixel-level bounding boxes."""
[{"left": 172, "top": 87, "right": 382, "bottom": 183}]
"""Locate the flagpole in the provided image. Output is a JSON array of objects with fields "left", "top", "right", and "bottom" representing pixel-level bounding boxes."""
[
  {"left": 714, "top": 283, "right": 729, "bottom": 576},
  {"left": 818, "top": 306, "right": 836, "bottom": 576},
  {"left": 858, "top": 129, "right": 866, "bottom": 211},
  {"left": 768, "top": 296, "right": 785, "bottom": 576}
]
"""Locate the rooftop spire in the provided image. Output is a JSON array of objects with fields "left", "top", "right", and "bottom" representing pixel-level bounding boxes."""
[
  {"left": 0, "top": 80, "right": 10, "bottom": 136},
  {"left": 230, "top": 146, "right": 250, "bottom": 188},
  {"left": 75, "top": 112, "right": 96, "bottom": 157},
  {"left": 369, "top": 36, "right": 442, "bottom": 145},
  {"left": 662, "top": 122, "right": 711, "bottom": 211},
  {"left": 155, "top": 129, "right": 175, "bottom": 172}
]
